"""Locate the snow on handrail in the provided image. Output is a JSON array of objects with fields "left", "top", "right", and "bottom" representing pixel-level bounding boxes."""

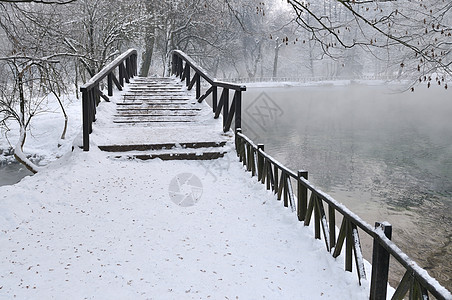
[
  {"left": 172, "top": 50, "right": 246, "bottom": 91},
  {"left": 80, "top": 49, "right": 137, "bottom": 91}
]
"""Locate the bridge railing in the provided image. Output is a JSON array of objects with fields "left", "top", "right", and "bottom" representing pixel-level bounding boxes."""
[
  {"left": 80, "top": 49, "right": 137, "bottom": 151},
  {"left": 235, "top": 129, "right": 450, "bottom": 300},
  {"left": 171, "top": 50, "right": 246, "bottom": 132}
]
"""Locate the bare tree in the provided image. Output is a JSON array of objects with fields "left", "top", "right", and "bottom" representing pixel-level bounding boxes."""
[
  {"left": 0, "top": 2, "right": 71, "bottom": 172},
  {"left": 286, "top": 0, "right": 451, "bottom": 87}
]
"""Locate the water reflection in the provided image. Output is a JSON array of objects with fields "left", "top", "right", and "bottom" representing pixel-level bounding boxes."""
[{"left": 243, "top": 83, "right": 451, "bottom": 290}]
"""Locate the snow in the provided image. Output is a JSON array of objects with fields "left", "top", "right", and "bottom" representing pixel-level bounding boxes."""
[
  {"left": 0, "top": 148, "right": 373, "bottom": 299},
  {"left": 87, "top": 79, "right": 230, "bottom": 149},
  {"left": 0, "top": 93, "right": 81, "bottom": 166},
  {"left": 0, "top": 80, "right": 378, "bottom": 299}
]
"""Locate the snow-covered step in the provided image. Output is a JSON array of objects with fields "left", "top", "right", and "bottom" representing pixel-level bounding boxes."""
[
  {"left": 122, "top": 96, "right": 192, "bottom": 100},
  {"left": 104, "top": 144, "right": 229, "bottom": 161},
  {"left": 116, "top": 107, "right": 202, "bottom": 112},
  {"left": 128, "top": 87, "right": 184, "bottom": 91},
  {"left": 116, "top": 103, "right": 195, "bottom": 108},
  {"left": 121, "top": 98, "right": 193, "bottom": 102},
  {"left": 113, "top": 116, "right": 195, "bottom": 124},
  {"left": 92, "top": 76, "right": 232, "bottom": 161},
  {"left": 108, "top": 150, "right": 226, "bottom": 161},
  {"left": 115, "top": 111, "right": 198, "bottom": 117},
  {"left": 99, "top": 141, "right": 227, "bottom": 152},
  {"left": 125, "top": 90, "right": 187, "bottom": 93}
]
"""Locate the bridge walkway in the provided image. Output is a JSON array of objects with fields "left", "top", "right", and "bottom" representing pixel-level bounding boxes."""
[{"left": 90, "top": 77, "right": 233, "bottom": 161}]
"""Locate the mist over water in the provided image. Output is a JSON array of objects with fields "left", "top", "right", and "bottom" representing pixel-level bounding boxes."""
[{"left": 242, "top": 82, "right": 451, "bottom": 290}]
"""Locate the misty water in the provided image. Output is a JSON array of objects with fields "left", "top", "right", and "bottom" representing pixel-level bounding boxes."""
[{"left": 242, "top": 82, "right": 451, "bottom": 290}]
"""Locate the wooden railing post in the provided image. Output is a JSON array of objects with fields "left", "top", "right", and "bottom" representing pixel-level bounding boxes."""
[
  {"left": 82, "top": 89, "right": 90, "bottom": 151},
  {"left": 257, "top": 144, "right": 264, "bottom": 181},
  {"left": 107, "top": 73, "right": 113, "bottom": 96},
  {"left": 223, "top": 88, "right": 229, "bottom": 131},
  {"left": 235, "top": 91, "right": 242, "bottom": 130},
  {"left": 370, "top": 222, "right": 392, "bottom": 300},
  {"left": 212, "top": 86, "right": 218, "bottom": 113},
  {"left": 94, "top": 83, "right": 100, "bottom": 105},
  {"left": 171, "top": 53, "right": 177, "bottom": 75},
  {"left": 119, "top": 63, "right": 124, "bottom": 86},
  {"left": 196, "top": 73, "right": 201, "bottom": 99},
  {"left": 185, "top": 65, "right": 190, "bottom": 87},
  {"left": 235, "top": 128, "right": 242, "bottom": 156},
  {"left": 297, "top": 170, "right": 308, "bottom": 221},
  {"left": 274, "top": 165, "right": 279, "bottom": 195}
]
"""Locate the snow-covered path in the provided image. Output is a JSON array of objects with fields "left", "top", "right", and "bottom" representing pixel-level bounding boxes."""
[{"left": 0, "top": 147, "right": 370, "bottom": 299}]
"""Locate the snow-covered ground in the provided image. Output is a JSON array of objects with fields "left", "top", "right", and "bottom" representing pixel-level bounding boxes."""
[
  {"left": 0, "top": 147, "right": 374, "bottom": 299},
  {"left": 0, "top": 93, "right": 82, "bottom": 166},
  {"left": 0, "top": 80, "right": 386, "bottom": 299}
]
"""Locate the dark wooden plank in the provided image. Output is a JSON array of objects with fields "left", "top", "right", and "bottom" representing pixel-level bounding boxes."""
[
  {"left": 197, "top": 86, "right": 213, "bottom": 103},
  {"left": 316, "top": 199, "right": 330, "bottom": 251},
  {"left": 297, "top": 171, "right": 308, "bottom": 221},
  {"left": 370, "top": 222, "right": 392, "bottom": 300},
  {"left": 304, "top": 193, "right": 315, "bottom": 226},
  {"left": 126, "top": 151, "right": 226, "bottom": 161},
  {"left": 333, "top": 218, "right": 348, "bottom": 258},
  {"left": 346, "top": 219, "right": 353, "bottom": 272},
  {"left": 391, "top": 271, "right": 412, "bottom": 300},
  {"left": 99, "top": 141, "right": 227, "bottom": 152},
  {"left": 351, "top": 223, "right": 366, "bottom": 284},
  {"left": 329, "top": 204, "right": 336, "bottom": 250}
]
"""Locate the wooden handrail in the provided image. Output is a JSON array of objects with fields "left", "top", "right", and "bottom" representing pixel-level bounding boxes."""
[
  {"left": 171, "top": 50, "right": 246, "bottom": 132},
  {"left": 235, "top": 129, "right": 451, "bottom": 300},
  {"left": 80, "top": 49, "right": 137, "bottom": 151}
]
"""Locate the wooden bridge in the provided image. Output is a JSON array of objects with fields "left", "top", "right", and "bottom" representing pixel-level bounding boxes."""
[{"left": 79, "top": 49, "right": 451, "bottom": 300}]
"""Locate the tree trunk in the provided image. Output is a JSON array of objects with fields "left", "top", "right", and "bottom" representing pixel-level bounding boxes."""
[
  {"left": 273, "top": 39, "right": 281, "bottom": 78},
  {"left": 14, "top": 74, "right": 40, "bottom": 173},
  {"left": 14, "top": 127, "right": 40, "bottom": 174},
  {"left": 162, "top": 19, "right": 173, "bottom": 77},
  {"left": 139, "top": 3, "right": 156, "bottom": 77},
  {"left": 140, "top": 36, "right": 155, "bottom": 77}
]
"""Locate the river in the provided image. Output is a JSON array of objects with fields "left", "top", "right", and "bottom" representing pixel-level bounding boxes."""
[{"left": 241, "top": 82, "right": 451, "bottom": 290}]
